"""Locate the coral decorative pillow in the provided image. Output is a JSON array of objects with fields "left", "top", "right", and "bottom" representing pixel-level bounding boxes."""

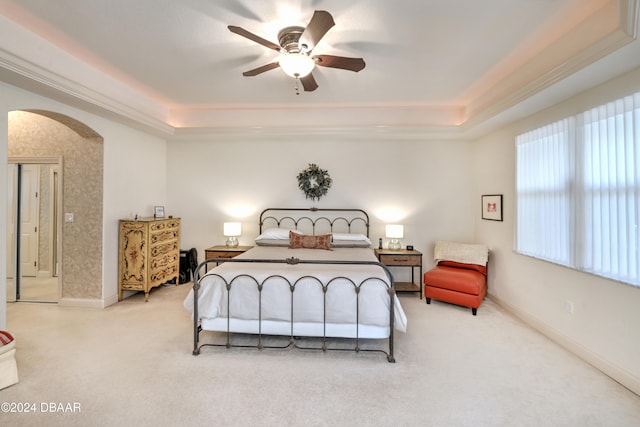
[{"left": 289, "top": 231, "right": 332, "bottom": 250}]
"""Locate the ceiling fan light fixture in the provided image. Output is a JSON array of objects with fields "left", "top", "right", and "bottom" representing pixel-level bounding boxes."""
[
  {"left": 229, "top": 10, "right": 363, "bottom": 92},
  {"left": 279, "top": 53, "right": 315, "bottom": 78}
]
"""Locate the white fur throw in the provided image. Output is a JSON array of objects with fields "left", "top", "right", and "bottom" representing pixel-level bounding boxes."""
[{"left": 433, "top": 241, "right": 489, "bottom": 265}]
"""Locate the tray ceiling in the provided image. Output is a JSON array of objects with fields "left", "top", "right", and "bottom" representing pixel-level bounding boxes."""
[{"left": 0, "top": 0, "right": 638, "bottom": 138}]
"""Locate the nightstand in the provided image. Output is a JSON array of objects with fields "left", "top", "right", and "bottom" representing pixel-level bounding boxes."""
[
  {"left": 204, "top": 245, "right": 253, "bottom": 266},
  {"left": 375, "top": 248, "right": 423, "bottom": 298}
]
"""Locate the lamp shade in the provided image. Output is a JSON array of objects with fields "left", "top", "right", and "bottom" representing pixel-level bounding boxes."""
[
  {"left": 279, "top": 53, "right": 315, "bottom": 78},
  {"left": 385, "top": 224, "right": 404, "bottom": 239},
  {"left": 223, "top": 222, "right": 242, "bottom": 237}
]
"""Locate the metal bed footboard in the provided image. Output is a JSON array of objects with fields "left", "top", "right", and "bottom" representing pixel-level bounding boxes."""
[{"left": 191, "top": 257, "right": 397, "bottom": 362}]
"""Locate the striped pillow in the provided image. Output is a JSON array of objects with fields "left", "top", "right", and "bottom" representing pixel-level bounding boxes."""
[{"left": 0, "top": 331, "right": 14, "bottom": 346}]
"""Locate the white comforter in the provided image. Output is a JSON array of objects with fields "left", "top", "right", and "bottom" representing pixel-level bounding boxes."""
[{"left": 183, "top": 246, "right": 407, "bottom": 333}]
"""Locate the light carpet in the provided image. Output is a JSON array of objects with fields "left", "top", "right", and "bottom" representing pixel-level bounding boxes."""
[{"left": 2, "top": 284, "right": 639, "bottom": 427}]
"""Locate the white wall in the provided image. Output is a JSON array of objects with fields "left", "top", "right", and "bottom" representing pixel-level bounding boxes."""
[
  {"left": 166, "top": 134, "right": 477, "bottom": 272},
  {"left": 0, "top": 82, "right": 168, "bottom": 325},
  {"left": 473, "top": 67, "right": 640, "bottom": 395},
  {"left": 101, "top": 124, "right": 168, "bottom": 305},
  {"left": 86, "top": 119, "right": 168, "bottom": 306}
]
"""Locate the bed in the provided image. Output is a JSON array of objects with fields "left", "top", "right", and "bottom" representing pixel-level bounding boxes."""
[{"left": 183, "top": 208, "right": 408, "bottom": 362}]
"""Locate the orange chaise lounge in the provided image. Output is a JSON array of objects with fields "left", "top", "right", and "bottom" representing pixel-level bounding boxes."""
[{"left": 423, "top": 241, "right": 489, "bottom": 315}]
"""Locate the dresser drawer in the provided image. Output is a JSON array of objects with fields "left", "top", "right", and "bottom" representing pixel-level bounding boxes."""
[
  {"left": 150, "top": 240, "right": 179, "bottom": 258},
  {"left": 150, "top": 229, "right": 179, "bottom": 244},
  {"left": 149, "top": 220, "right": 170, "bottom": 232},
  {"left": 206, "top": 250, "right": 242, "bottom": 259},
  {"left": 150, "top": 252, "right": 179, "bottom": 271},
  {"left": 150, "top": 263, "right": 179, "bottom": 285},
  {"left": 379, "top": 254, "right": 422, "bottom": 266}
]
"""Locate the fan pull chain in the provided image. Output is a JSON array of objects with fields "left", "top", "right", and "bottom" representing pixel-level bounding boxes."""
[{"left": 294, "top": 74, "right": 301, "bottom": 95}]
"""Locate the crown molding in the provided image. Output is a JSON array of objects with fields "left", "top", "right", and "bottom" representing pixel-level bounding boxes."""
[
  {"left": 463, "top": 0, "right": 638, "bottom": 130},
  {"left": 0, "top": 49, "right": 174, "bottom": 135},
  {"left": 621, "top": 0, "right": 640, "bottom": 35},
  {"left": 169, "top": 124, "right": 466, "bottom": 142},
  {"left": 168, "top": 104, "right": 464, "bottom": 130}
]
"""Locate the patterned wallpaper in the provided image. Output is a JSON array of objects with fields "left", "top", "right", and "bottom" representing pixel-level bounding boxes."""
[
  {"left": 38, "top": 163, "right": 52, "bottom": 271},
  {"left": 8, "top": 111, "right": 104, "bottom": 300}
]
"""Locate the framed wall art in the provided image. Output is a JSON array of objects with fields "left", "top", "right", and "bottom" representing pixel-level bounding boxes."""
[{"left": 481, "top": 194, "right": 503, "bottom": 221}]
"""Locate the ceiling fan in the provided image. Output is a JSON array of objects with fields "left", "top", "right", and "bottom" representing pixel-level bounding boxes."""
[{"left": 228, "top": 10, "right": 366, "bottom": 93}]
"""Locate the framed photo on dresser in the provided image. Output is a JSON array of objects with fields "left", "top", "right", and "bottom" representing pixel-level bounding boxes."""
[{"left": 154, "top": 205, "right": 165, "bottom": 218}]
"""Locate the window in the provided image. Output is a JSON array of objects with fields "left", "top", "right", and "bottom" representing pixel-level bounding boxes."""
[{"left": 516, "top": 92, "right": 640, "bottom": 286}]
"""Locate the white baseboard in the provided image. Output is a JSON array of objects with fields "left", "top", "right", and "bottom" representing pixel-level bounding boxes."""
[
  {"left": 58, "top": 293, "right": 119, "bottom": 308},
  {"left": 489, "top": 293, "right": 640, "bottom": 396},
  {"left": 102, "top": 293, "right": 119, "bottom": 308}
]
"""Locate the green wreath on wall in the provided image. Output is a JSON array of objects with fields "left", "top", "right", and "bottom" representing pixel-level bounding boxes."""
[{"left": 297, "top": 163, "right": 332, "bottom": 201}]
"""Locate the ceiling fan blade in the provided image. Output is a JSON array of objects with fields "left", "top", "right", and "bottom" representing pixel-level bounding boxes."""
[
  {"left": 313, "top": 55, "right": 366, "bottom": 72},
  {"left": 300, "top": 73, "right": 318, "bottom": 92},
  {"left": 299, "top": 10, "right": 335, "bottom": 52},
  {"left": 242, "top": 62, "right": 280, "bottom": 76},
  {"left": 228, "top": 25, "right": 281, "bottom": 52}
]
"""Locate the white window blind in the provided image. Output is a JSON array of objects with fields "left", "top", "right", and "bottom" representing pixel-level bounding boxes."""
[{"left": 516, "top": 92, "right": 640, "bottom": 286}]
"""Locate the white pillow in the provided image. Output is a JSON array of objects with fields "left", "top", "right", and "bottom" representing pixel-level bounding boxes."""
[
  {"left": 255, "top": 228, "right": 300, "bottom": 242},
  {"left": 331, "top": 233, "right": 371, "bottom": 242},
  {"left": 331, "top": 233, "right": 372, "bottom": 248}
]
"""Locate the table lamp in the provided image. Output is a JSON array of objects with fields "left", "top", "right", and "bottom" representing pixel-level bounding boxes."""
[
  {"left": 223, "top": 222, "right": 241, "bottom": 248},
  {"left": 386, "top": 224, "right": 404, "bottom": 250}
]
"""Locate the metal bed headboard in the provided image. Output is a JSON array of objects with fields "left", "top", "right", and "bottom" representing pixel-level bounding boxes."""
[{"left": 259, "top": 207, "right": 370, "bottom": 236}]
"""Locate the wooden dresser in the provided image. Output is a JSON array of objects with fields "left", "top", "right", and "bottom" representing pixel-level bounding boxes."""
[{"left": 118, "top": 217, "right": 180, "bottom": 302}]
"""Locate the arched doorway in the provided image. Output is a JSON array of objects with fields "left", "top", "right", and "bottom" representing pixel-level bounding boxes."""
[{"left": 6, "top": 110, "right": 104, "bottom": 303}]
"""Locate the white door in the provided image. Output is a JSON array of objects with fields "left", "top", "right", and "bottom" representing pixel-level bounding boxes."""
[{"left": 20, "top": 164, "right": 40, "bottom": 277}]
